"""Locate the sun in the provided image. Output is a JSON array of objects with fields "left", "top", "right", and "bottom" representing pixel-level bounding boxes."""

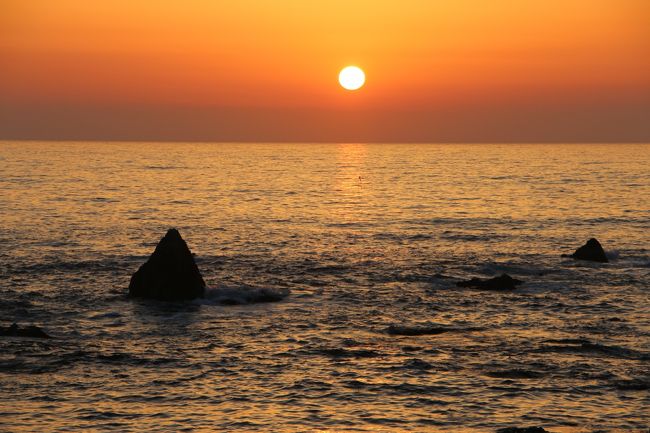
[{"left": 338, "top": 66, "right": 365, "bottom": 91}]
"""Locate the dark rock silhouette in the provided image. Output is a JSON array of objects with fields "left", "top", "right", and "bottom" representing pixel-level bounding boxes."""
[
  {"left": 0, "top": 323, "right": 51, "bottom": 339},
  {"left": 128, "top": 229, "right": 205, "bottom": 301},
  {"left": 456, "top": 273, "right": 523, "bottom": 291},
  {"left": 496, "top": 428, "right": 549, "bottom": 433},
  {"left": 562, "top": 238, "right": 608, "bottom": 263}
]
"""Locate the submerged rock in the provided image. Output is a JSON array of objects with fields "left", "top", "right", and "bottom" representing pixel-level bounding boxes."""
[
  {"left": 497, "top": 428, "right": 549, "bottom": 433},
  {"left": 486, "top": 369, "right": 544, "bottom": 379},
  {"left": 563, "top": 238, "right": 608, "bottom": 263},
  {"left": 128, "top": 229, "right": 205, "bottom": 301},
  {"left": 456, "top": 273, "right": 523, "bottom": 291},
  {"left": 387, "top": 324, "right": 450, "bottom": 336},
  {"left": 0, "top": 323, "right": 51, "bottom": 339}
]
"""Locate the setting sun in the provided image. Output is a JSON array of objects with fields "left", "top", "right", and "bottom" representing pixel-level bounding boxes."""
[{"left": 338, "top": 66, "right": 366, "bottom": 91}]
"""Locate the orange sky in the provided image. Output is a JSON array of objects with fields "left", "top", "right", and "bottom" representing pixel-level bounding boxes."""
[{"left": 1, "top": 0, "right": 649, "bottom": 142}]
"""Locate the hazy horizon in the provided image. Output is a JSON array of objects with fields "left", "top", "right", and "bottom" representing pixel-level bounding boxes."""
[{"left": 3, "top": 139, "right": 650, "bottom": 145}]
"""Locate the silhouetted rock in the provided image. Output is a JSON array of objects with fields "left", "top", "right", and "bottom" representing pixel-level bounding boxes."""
[
  {"left": 563, "top": 238, "right": 608, "bottom": 262},
  {"left": 128, "top": 229, "right": 205, "bottom": 301},
  {"left": 456, "top": 273, "right": 523, "bottom": 291},
  {"left": 497, "top": 428, "right": 549, "bottom": 433},
  {"left": 0, "top": 323, "right": 51, "bottom": 339}
]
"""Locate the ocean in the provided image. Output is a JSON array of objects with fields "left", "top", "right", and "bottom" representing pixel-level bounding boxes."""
[{"left": 0, "top": 141, "right": 648, "bottom": 432}]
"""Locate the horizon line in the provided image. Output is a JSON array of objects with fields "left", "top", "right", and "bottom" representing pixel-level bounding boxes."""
[{"left": 3, "top": 138, "right": 650, "bottom": 145}]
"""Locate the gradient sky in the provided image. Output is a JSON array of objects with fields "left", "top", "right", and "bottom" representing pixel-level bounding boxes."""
[{"left": 1, "top": 0, "right": 649, "bottom": 142}]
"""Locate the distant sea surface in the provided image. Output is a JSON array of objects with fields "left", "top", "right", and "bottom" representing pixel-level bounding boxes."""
[{"left": 0, "top": 142, "right": 648, "bottom": 432}]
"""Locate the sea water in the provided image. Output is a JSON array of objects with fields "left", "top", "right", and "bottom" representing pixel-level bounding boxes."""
[{"left": 0, "top": 142, "right": 648, "bottom": 432}]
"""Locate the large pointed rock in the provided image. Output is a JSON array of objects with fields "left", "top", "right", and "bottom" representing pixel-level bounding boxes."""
[
  {"left": 129, "top": 229, "right": 205, "bottom": 301},
  {"left": 564, "top": 238, "right": 608, "bottom": 263}
]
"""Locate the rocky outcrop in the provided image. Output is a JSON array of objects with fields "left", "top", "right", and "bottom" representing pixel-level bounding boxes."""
[
  {"left": 456, "top": 273, "right": 523, "bottom": 291},
  {"left": 0, "top": 323, "right": 51, "bottom": 339},
  {"left": 128, "top": 229, "right": 205, "bottom": 301},
  {"left": 563, "top": 238, "right": 608, "bottom": 263}
]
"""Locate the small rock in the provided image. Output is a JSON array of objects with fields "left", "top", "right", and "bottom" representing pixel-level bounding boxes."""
[
  {"left": 456, "top": 273, "right": 523, "bottom": 291},
  {"left": 128, "top": 228, "right": 205, "bottom": 301},
  {"left": 0, "top": 323, "right": 51, "bottom": 339},
  {"left": 563, "top": 238, "right": 608, "bottom": 263}
]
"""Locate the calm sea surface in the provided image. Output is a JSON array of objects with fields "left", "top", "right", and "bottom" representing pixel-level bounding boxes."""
[{"left": 0, "top": 142, "right": 648, "bottom": 432}]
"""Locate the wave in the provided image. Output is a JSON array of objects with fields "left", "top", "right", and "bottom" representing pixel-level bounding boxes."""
[
  {"left": 485, "top": 369, "right": 544, "bottom": 379},
  {"left": 312, "top": 347, "right": 381, "bottom": 359},
  {"left": 400, "top": 358, "right": 434, "bottom": 371},
  {"left": 0, "top": 347, "right": 179, "bottom": 374},
  {"left": 143, "top": 165, "right": 183, "bottom": 170},
  {"left": 6, "top": 257, "right": 137, "bottom": 275},
  {"left": 200, "top": 285, "right": 289, "bottom": 305},
  {"left": 386, "top": 323, "right": 482, "bottom": 336},
  {"left": 613, "top": 378, "right": 649, "bottom": 391},
  {"left": 537, "top": 339, "right": 649, "bottom": 360},
  {"left": 386, "top": 324, "right": 450, "bottom": 336}
]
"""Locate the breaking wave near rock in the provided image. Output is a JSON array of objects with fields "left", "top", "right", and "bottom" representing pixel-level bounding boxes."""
[{"left": 200, "top": 285, "right": 290, "bottom": 305}]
